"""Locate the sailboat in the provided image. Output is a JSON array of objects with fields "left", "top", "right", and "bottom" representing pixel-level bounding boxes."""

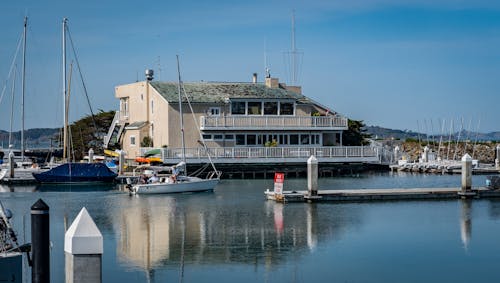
[
  {"left": 128, "top": 55, "right": 220, "bottom": 194},
  {"left": 32, "top": 18, "right": 117, "bottom": 184},
  {"left": 0, "top": 17, "right": 49, "bottom": 181}
]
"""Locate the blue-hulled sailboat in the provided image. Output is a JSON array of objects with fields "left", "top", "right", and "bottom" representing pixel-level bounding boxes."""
[{"left": 32, "top": 18, "right": 117, "bottom": 184}]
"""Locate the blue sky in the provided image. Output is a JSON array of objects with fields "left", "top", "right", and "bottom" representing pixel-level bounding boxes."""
[{"left": 1, "top": 0, "right": 500, "bottom": 133}]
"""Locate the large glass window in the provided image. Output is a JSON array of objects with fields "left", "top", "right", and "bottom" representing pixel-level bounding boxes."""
[
  {"left": 301, "top": 134, "right": 310, "bottom": 145},
  {"left": 264, "top": 102, "right": 278, "bottom": 115},
  {"left": 247, "top": 102, "right": 262, "bottom": 115},
  {"left": 236, "top": 135, "right": 245, "bottom": 145},
  {"left": 231, "top": 102, "right": 245, "bottom": 115},
  {"left": 280, "top": 102, "right": 294, "bottom": 115},
  {"left": 246, "top": 134, "right": 257, "bottom": 145},
  {"left": 290, "top": 134, "right": 299, "bottom": 145}
]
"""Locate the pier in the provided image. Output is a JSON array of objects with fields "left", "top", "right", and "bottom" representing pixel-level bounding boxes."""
[
  {"left": 265, "top": 187, "right": 500, "bottom": 202},
  {"left": 266, "top": 154, "right": 500, "bottom": 203}
]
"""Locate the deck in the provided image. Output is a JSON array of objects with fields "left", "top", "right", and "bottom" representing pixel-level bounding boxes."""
[{"left": 265, "top": 187, "right": 500, "bottom": 202}]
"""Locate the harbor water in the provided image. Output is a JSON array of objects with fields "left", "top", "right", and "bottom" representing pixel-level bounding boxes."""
[{"left": 1, "top": 172, "right": 500, "bottom": 282}]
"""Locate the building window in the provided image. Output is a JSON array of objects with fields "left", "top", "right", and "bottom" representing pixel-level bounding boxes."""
[
  {"left": 231, "top": 102, "right": 246, "bottom": 115},
  {"left": 225, "top": 134, "right": 234, "bottom": 140},
  {"left": 121, "top": 98, "right": 129, "bottom": 117},
  {"left": 202, "top": 134, "right": 212, "bottom": 140},
  {"left": 247, "top": 102, "right": 262, "bottom": 115},
  {"left": 209, "top": 107, "right": 220, "bottom": 116},
  {"left": 151, "top": 100, "right": 154, "bottom": 114},
  {"left": 280, "top": 102, "right": 294, "bottom": 115},
  {"left": 151, "top": 123, "right": 154, "bottom": 138},
  {"left": 264, "top": 102, "right": 278, "bottom": 115},
  {"left": 290, "top": 134, "right": 299, "bottom": 145},
  {"left": 141, "top": 94, "right": 143, "bottom": 101},
  {"left": 130, "top": 136, "right": 136, "bottom": 146},
  {"left": 236, "top": 134, "right": 245, "bottom": 145},
  {"left": 246, "top": 134, "right": 257, "bottom": 145},
  {"left": 213, "top": 134, "right": 223, "bottom": 140},
  {"left": 301, "top": 134, "right": 310, "bottom": 145}
]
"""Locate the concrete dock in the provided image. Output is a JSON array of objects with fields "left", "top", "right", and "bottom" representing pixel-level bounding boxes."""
[{"left": 265, "top": 187, "right": 500, "bottom": 202}]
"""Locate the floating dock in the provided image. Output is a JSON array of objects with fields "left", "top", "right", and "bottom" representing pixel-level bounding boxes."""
[{"left": 265, "top": 187, "right": 500, "bottom": 202}]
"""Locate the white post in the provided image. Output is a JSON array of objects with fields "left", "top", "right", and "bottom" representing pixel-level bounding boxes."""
[
  {"left": 307, "top": 155, "right": 318, "bottom": 197},
  {"left": 65, "top": 207, "right": 102, "bottom": 283},
  {"left": 422, "top": 146, "right": 429, "bottom": 163},
  {"left": 118, "top": 151, "right": 125, "bottom": 175},
  {"left": 394, "top": 146, "right": 400, "bottom": 163},
  {"left": 496, "top": 145, "right": 500, "bottom": 170},
  {"left": 9, "top": 151, "right": 15, "bottom": 178},
  {"left": 88, "top": 148, "right": 94, "bottom": 163},
  {"left": 461, "top": 153, "right": 472, "bottom": 193}
]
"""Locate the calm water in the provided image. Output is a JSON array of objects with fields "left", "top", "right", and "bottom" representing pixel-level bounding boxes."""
[{"left": 1, "top": 172, "right": 500, "bottom": 283}]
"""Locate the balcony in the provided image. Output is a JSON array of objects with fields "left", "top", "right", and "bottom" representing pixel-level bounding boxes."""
[
  {"left": 140, "top": 146, "right": 380, "bottom": 164},
  {"left": 200, "top": 115, "right": 348, "bottom": 131}
]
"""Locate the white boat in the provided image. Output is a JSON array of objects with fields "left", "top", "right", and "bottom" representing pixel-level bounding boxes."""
[{"left": 129, "top": 56, "right": 220, "bottom": 194}]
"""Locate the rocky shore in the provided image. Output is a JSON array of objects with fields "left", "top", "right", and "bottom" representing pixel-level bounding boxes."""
[{"left": 399, "top": 141, "right": 498, "bottom": 163}]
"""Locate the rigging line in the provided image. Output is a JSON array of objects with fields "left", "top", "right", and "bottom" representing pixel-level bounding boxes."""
[
  {"left": 472, "top": 118, "right": 481, "bottom": 159},
  {"left": 0, "top": 31, "right": 24, "bottom": 105},
  {"left": 65, "top": 25, "right": 98, "bottom": 134},
  {"left": 180, "top": 82, "right": 218, "bottom": 174},
  {"left": 9, "top": 65, "right": 17, "bottom": 149}
]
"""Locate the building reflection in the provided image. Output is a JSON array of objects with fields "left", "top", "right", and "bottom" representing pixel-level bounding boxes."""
[{"left": 115, "top": 194, "right": 367, "bottom": 280}]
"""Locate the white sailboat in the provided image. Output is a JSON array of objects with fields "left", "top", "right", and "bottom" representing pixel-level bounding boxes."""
[
  {"left": 0, "top": 17, "right": 48, "bottom": 181},
  {"left": 129, "top": 56, "right": 221, "bottom": 194}
]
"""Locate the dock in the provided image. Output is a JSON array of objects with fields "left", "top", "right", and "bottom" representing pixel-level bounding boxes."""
[{"left": 265, "top": 187, "right": 500, "bottom": 202}]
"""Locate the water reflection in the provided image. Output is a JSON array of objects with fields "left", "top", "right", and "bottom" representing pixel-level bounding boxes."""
[{"left": 459, "top": 199, "right": 472, "bottom": 251}]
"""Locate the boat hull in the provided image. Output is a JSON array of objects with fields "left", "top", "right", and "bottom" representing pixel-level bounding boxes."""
[
  {"left": 132, "top": 177, "right": 219, "bottom": 194},
  {"left": 32, "top": 163, "right": 117, "bottom": 184}
]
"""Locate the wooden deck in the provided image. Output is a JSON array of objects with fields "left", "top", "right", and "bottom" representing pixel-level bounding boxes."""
[{"left": 265, "top": 187, "right": 500, "bottom": 202}]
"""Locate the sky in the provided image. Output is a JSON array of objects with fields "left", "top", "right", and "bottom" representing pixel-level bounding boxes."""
[{"left": 1, "top": 0, "right": 500, "bottom": 133}]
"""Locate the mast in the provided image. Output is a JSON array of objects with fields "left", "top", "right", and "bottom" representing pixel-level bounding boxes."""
[
  {"left": 291, "top": 9, "right": 297, "bottom": 85},
  {"left": 9, "top": 66, "right": 17, "bottom": 150},
  {"left": 62, "top": 18, "right": 69, "bottom": 162},
  {"left": 21, "top": 16, "right": 27, "bottom": 160},
  {"left": 176, "top": 55, "right": 187, "bottom": 170}
]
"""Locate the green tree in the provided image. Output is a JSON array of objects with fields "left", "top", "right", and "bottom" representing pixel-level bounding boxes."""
[
  {"left": 141, "top": 136, "right": 153, "bottom": 147},
  {"left": 342, "top": 119, "right": 371, "bottom": 146},
  {"left": 67, "top": 110, "right": 116, "bottom": 160}
]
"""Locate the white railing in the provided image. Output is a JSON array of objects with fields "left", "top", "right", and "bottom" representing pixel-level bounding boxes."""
[
  {"left": 200, "top": 116, "right": 348, "bottom": 130},
  {"left": 148, "top": 146, "right": 378, "bottom": 161}
]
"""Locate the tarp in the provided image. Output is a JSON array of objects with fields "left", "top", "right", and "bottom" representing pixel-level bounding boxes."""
[{"left": 144, "top": 148, "right": 161, "bottom": 157}]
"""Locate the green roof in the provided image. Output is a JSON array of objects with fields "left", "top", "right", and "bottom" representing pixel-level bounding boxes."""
[{"left": 150, "top": 82, "right": 312, "bottom": 104}]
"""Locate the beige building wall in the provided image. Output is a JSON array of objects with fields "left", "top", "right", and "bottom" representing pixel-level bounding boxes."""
[
  {"left": 115, "top": 82, "right": 150, "bottom": 123},
  {"left": 149, "top": 88, "right": 170, "bottom": 148}
]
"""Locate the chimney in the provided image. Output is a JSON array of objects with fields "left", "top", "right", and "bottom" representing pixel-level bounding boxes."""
[
  {"left": 265, "top": 77, "right": 279, "bottom": 88},
  {"left": 252, "top": 73, "right": 258, "bottom": 83}
]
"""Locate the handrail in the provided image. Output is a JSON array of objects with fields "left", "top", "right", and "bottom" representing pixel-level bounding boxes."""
[
  {"left": 144, "top": 146, "right": 378, "bottom": 160},
  {"left": 199, "top": 115, "right": 348, "bottom": 129}
]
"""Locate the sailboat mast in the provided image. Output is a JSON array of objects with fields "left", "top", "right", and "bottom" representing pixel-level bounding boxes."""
[
  {"left": 62, "top": 18, "right": 68, "bottom": 162},
  {"left": 21, "top": 16, "right": 27, "bottom": 161},
  {"left": 9, "top": 66, "right": 17, "bottom": 150},
  {"left": 176, "top": 55, "right": 187, "bottom": 168}
]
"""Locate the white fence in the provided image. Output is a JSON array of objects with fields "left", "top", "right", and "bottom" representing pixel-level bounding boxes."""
[
  {"left": 140, "top": 146, "right": 380, "bottom": 163},
  {"left": 200, "top": 116, "right": 348, "bottom": 130}
]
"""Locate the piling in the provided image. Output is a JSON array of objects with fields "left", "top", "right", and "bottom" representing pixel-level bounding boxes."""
[
  {"left": 119, "top": 150, "right": 125, "bottom": 175},
  {"left": 496, "top": 145, "right": 500, "bottom": 170},
  {"left": 31, "top": 199, "right": 50, "bottom": 283},
  {"left": 307, "top": 156, "right": 318, "bottom": 196},
  {"left": 422, "top": 146, "right": 429, "bottom": 163},
  {"left": 65, "top": 207, "right": 103, "bottom": 283},
  {"left": 459, "top": 154, "right": 475, "bottom": 198},
  {"left": 88, "top": 148, "right": 94, "bottom": 163},
  {"left": 394, "top": 146, "right": 400, "bottom": 163},
  {"left": 9, "top": 151, "right": 14, "bottom": 178}
]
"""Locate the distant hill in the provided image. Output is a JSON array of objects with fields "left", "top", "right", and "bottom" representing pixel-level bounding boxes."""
[
  {"left": 366, "top": 126, "right": 500, "bottom": 142},
  {"left": 0, "top": 128, "right": 60, "bottom": 149}
]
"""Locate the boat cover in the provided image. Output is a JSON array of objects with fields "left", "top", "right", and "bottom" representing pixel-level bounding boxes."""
[{"left": 32, "top": 163, "right": 117, "bottom": 183}]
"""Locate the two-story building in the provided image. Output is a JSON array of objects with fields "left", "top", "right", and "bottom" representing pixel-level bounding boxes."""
[{"left": 105, "top": 73, "right": 379, "bottom": 169}]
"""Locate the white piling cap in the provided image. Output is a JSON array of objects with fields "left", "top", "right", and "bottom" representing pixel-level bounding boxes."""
[
  {"left": 461, "top": 153, "right": 472, "bottom": 162},
  {"left": 307, "top": 155, "right": 318, "bottom": 164},
  {"left": 64, "top": 207, "right": 103, "bottom": 254}
]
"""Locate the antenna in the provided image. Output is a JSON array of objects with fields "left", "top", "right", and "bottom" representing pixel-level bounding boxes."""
[
  {"left": 284, "top": 9, "right": 303, "bottom": 86},
  {"left": 157, "top": 56, "right": 162, "bottom": 81}
]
